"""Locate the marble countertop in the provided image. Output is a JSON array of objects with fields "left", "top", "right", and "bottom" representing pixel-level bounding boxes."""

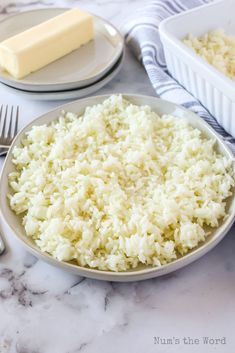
[{"left": 0, "top": 1, "right": 234, "bottom": 353}]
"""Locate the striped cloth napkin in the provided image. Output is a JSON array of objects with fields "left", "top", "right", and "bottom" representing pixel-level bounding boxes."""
[{"left": 123, "top": 0, "right": 235, "bottom": 153}]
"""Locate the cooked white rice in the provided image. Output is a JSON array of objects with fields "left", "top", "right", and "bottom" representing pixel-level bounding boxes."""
[
  {"left": 8, "top": 95, "right": 234, "bottom": 271},
  {"left": 184, "top": 29, "right": 235, "bottom": 80}
]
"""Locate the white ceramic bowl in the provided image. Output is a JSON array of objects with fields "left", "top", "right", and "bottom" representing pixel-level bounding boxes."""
[
  {"left": 0, "top": 94, "right": 235, "bottom": 282},
  {"left": 159, "top": 0, "right": 235, "bottom": 138}
]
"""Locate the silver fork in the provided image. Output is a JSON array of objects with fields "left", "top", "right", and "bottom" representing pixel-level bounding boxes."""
[
  {"left": 0, "top": 105, "right": 19, "bottom": 254},
  {"left": 0, "top": 105, "right": 19, "bottom": 156}
]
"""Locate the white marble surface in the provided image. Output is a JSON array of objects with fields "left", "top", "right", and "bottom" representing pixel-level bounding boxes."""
[{"left": 0, "top": 1, "right": 235, "bottom": 353}]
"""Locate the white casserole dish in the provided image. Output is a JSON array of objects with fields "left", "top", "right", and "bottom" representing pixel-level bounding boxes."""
[{"left": 159, "top": 0, "right": 235, "bottom": 138}]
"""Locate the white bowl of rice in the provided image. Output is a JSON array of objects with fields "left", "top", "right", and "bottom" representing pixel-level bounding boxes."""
[{"left": 0, "top": 94, "right": 235, "bottom": 281}]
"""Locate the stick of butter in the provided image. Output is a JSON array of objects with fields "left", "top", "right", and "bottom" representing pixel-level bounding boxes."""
[{"left": 0, "top": 8, "right": 94, "bottom": 79}]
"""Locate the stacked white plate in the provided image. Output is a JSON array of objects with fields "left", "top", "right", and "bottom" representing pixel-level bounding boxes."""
[{"left": 0, "top": 8, "right": 124, "bottom": 100}]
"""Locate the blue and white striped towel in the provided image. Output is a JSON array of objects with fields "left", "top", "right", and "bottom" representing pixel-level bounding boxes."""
[{"left": 124, "top": 0, "right": 235, "bottom": 153}]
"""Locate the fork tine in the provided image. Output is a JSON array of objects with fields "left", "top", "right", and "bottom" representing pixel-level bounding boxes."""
[
  {"left": 1, "top": 105, "right": 8, "bottom": 138},
  {"left": 0, "top": 105, "right": 19, "bottom": 146},
  {"left": 0, "top": 105, "right": 3, "bottom": 123},
  {"left": 14, "top": 106, "right": 19, "bottom": 136},
  {"left": 7, "top": 106, "right": 13, "bottom": 139}
]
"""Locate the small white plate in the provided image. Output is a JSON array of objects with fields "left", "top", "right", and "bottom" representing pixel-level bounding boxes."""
[
  {"left": 2, "top": 52, "right": 124, "bottom": 101},
  {"left": 0, "top": 8, "right": 124, "bottom": 92}
]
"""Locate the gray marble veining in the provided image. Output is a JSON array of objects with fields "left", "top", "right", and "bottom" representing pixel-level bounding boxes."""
[{"left": 0, "top": 1, "right": 234, "bottom": 353}]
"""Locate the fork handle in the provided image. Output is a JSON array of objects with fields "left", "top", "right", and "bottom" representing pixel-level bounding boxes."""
[
  {"left": 0, "top": 146, "right": 9, "bottom": 157},
  {"left": 0, "top": 147, "right": 8, "bottom": 157},
  {"left": 0, "top": 234, "right": 5, "bottom": 254}
]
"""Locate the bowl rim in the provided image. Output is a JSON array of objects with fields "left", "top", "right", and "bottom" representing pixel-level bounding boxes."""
[{"left": 1, "top": 93, "right": 234, "bottom": 281}]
